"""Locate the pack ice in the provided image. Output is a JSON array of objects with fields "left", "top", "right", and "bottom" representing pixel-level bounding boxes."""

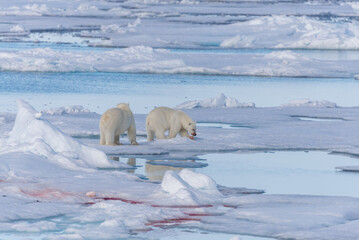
[{"left": 1, "top": 100, "right": 359, "bottom": 239}]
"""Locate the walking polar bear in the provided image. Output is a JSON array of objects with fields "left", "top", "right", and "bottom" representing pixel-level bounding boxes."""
[
  {"left": 146, "top": 107, "right": 196, "bottom": 141},
  {"left": 99, "top": 103, "right": 138, "bottom": 145}
]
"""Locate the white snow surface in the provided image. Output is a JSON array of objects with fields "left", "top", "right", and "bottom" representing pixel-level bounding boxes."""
[
  {"left": 2, "top": 100, "right": 122, "bottom": 170},
  {"left": 161, "top": 169, "right": 222, "bottom": 205},
  {"left": 220, "top": 15, "right": 359, "bottom": 50},
  {"left": 1, "top": 100, "right": 359, "bottom": 239}
]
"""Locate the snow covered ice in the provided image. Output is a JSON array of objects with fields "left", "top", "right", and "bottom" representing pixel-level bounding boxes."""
[
  {"left": 176, "top": 93, "right": 255, "bottom": 109},
  {"left": 1, "top": 99, "right": 359, "bottom": 239},
  {"left": 1, "top": 0, "right": 359, "bottom": 239}
]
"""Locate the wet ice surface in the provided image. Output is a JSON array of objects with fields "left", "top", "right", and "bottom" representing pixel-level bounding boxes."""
[
  {"left": 160, "top": 229, "right": 274, "bottom": 240},
  {"left": 292, "top": 116, "right": 346, "bottom": 122},
  {"left": 107, "top": 151, "right": 359, "bottom": 197},
  {"left": 196, "top": 122, "right": 252, "bottom": 129}
]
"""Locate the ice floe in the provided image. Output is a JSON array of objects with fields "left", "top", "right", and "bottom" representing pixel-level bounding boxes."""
[
  {"left": 41, "top": 105, "right": 91, "bottom": 115},
  {"left": 281, "top": 98, "right": 337, "bottom": 108},
  {"left": 0, "top": 45, "right": 358, "bottom": 78},
  {"left": 161, "top": 169, "right": 222, "bottom": 205},
  {"left": 0, "top": 100, "right": 359, "bottom": 239},
  {"left": 221, "top": 15, "right": 359, "bottom": 50},
  {"left": 29, "top": 99, "right": 359, "bottom": 156},
  {"left": 1, "top": 100, "right": 122, "bottom": 170},
  {"left": 176, "top": 93, "right": 255, "bottom": 109},
  {"left": 336, "top": 166, "right": 359, "bottom": 172}
]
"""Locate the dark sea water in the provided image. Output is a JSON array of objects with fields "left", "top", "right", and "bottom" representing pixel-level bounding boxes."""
[{"left": 0, "top": 71, "right": 358, "bottom": 114}]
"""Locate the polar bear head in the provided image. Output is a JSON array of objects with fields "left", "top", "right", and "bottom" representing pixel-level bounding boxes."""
[
  {"left": 116, "top": 103, "right": 131, "bottom": 111},
  {"left": 183, "top": 118, "right": 196, "bottom": 136}
]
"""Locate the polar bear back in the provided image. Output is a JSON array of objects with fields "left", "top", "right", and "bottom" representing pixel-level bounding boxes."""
[
  {"left": 100, "top": 108, "right": 133, "bottom": 134},
  {"left": 146, "top": 107, "right": 180, "bottom": 129},
  {"left": 146, "top": 107, "right": 194, "bottom": 130}
]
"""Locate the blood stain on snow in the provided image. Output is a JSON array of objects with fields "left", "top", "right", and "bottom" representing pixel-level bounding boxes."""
[
  {"left": 150, "top": 204, "right": 214, "bottom": 208},
  {"left": 145, "top": 217, "right": 201, "bottom": 227},
  {"left": 222, "top": 204, "right": 238, "bottom": 209},
  {"left": 83, "top": 196, "right": 145, "bottom": 205},
  {"left": 97, "top": 197, "right": 144, "bottom": 204},
  {"left": 184, "top": 213, "right": 215, "bottom": 217},
  {"left": 84, "top": 196, "right": 215, "bottom": 209}
]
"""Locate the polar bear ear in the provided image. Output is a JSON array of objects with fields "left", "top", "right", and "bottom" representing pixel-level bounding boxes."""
[{"left": 117, "top": 103, "right": 130, "bottom": 108}]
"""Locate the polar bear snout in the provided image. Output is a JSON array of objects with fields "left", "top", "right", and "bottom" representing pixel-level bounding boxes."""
[{"left": 191, "top": 131, "right": 196, "bottom": 136}]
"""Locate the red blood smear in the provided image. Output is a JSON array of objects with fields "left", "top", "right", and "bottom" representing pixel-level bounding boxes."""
[
  {"left": 96, "top": 197, "right": 144, "bottom": 205},
  {"left": 184, "top": 213, "right": 213, "bottom": 217},
  {"left": 151, "top": 204, "right": 213, "bottom": 208},
  {"left": 222, "top": 205, "right": 238, "bottom": 209},
  {"left": 93, "top": 197, "right": 213, "bottom": 208},
  {"left": 85, "top": 197, "right": 216, "bottom": 210},
  {"left": 146, "top": 217, "right": 200, "bottom": 226}
]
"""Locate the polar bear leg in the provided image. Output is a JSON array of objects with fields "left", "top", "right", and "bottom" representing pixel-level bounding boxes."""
[
  {"left": 100, "top": 130, "right": 106, "bottom": 145},
  {"left": 168, "top": 126, "right": 181, "bottom": 138},
  {"left": 168, "top": 118, "right": 181, "bottom": 138},
  {"left": 179, "top": 128, "right": 190, "bottom": 137},
  {"left": 155, "top": 128, "right": 166, "bottom": 139},
  {"left": 105, "top": 131, "right": 116, "bottom": 145},
  {"left": 147, "top": 129, "right": 155, "bottom": 141},
  {"left": 115, "top": 133, "right": 121, "bottom": 145},
  {"left": 128, "top": 122, "right": 138, "bottom": 145}
]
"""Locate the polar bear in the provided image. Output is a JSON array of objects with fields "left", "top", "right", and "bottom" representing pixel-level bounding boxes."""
[
  {"left": 99, "top": 103, "right": 138, "bottom": 145},
  {"left": 146, "top": 107, "right": 196, "bottom": 141}
]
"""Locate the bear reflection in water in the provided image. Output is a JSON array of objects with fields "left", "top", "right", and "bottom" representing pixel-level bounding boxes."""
[{"left": 108, "top": 156, "right": 186, "bottom": 181}]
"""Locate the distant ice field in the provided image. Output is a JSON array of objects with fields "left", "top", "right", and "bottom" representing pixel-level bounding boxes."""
[{"left": 3, "top": 41, "right": 359, "bottom": 62}]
